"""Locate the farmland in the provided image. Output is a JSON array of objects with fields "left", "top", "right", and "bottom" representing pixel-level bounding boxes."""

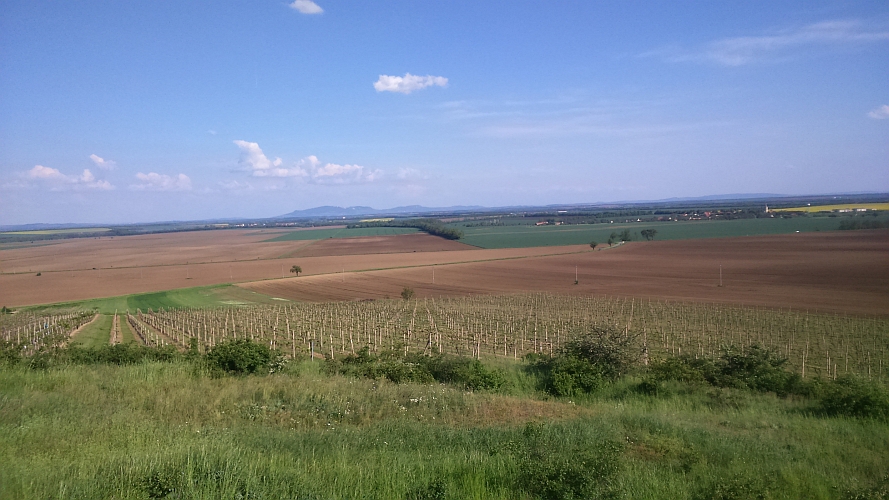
[
  {"left": 453, "top": 214, "right": 889, "bottom": 248},
  {"left": 772, "top": 203, "right": 889, "bottom": 213},
  {"left": 2, "top": 222, "right": 888, "bottom": 498}
]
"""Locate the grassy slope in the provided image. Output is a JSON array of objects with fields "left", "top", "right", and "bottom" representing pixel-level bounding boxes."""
[
  {"left": 69, "top": 314, "right": 111, "bottom": 348},
  {"left": 455, "top": 216, "right": 889, "bottom": 249},
  {"left": 23, "top": 284, "right": 284, "bottom": 315},
  {"left": 266, "top": 226, "right": 418, "bottom": 242},
  {"left": 0, "top": 360, "right": 886, "bottom": 499}
]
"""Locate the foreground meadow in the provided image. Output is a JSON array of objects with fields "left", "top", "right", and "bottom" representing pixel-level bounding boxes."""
[{"left": 1, "top": 345, "right": 888, "bottom": 499}]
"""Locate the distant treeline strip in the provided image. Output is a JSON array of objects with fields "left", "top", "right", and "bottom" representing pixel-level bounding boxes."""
[
  {"left": 348, "top": 218, "right": 464, "bottom": 240},
  {"left": 838, "top": 219, "right": 886, "bottom": 230}
]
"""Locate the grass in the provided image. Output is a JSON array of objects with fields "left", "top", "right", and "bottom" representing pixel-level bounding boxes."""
[
  {"left": 23, "top": 284, "right": 283, "bottom": 315},
  {"left": 118, "top": 314, "right": 137, "bottom": 344},
  {"left": 265, "top": 226, "right": 419, "bottom": 242},
  {"left": 453, "top": 216, "right": 889, "bottom": 248},
  {"left": 69, "top": 314, "right": 110, "bottom": 348},
  {"left": 0, "top": 359, "right": 886, "bottom": 499}
]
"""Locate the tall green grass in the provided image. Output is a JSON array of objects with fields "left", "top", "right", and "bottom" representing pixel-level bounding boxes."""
[{"left": 1, "top": 358, "right": 887, "bottom": 499}]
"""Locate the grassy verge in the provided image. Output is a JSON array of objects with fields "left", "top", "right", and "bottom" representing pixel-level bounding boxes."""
[
  {"left": 1, "top": 353, "right": 886, "bottom": 499},
  {"left": 118, "top": 314, "right": 137, "bottom": 344},
  {"left": 22, "top": 284, "right": 283, "bottom": 314},
  {"left": 69, "top": 314, "right": 111, "bottom": 348}
]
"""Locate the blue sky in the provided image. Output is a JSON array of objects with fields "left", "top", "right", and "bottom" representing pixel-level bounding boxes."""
[{"left": 1, "top": 1, "right": 887, "bottom": 224}]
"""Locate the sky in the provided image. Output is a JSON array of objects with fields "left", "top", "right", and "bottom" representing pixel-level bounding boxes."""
[{"left": 1, "top": 1, "right": 887, "bottom": 225}]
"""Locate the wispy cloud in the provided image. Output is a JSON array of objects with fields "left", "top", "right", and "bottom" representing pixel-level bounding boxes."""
[
  {"left": 234, "top": 141, "right": 380, "bottom": 183},
  {"left": 374, "top": 73, "right": 448, "bottom": 94},
  {"left": 22, "top": 165, "right": 113, "bottom": 190},
  {"left": 131, "top": 172, "right": 192, "bottom": 191},
  {"left": 89, "top": 154, "right": 117, "bottom": 170},
  {"left": 868, "top": 104, "right": 889, "bottom": 119},
  {"left": 645, "top": 20, "right": 889, "bottom": 66},
  {"left": 289, "top": 0, "right": 322, "bottom": 15}
]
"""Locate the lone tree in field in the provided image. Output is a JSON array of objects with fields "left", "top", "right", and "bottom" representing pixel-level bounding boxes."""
[
  {"left": 589, "top": 240, "right": 597, "bottom": 248},
  {"left": 290, "top": 265, "right": 302, "bottom": 276},
  {"left": 401, "top": 287, "right": 415, "bottom": 300},
  {"left": 640, "top": 229, "right": 657, "bottom": 241}
]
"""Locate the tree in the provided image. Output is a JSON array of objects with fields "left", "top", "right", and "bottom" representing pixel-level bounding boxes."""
[
  {"left": 619, "top": 229, "right": 631, "bottom": 242},
  {"left": 401, "top": 287, "right": 415, "bottom": 300},
  {"left": 640, "top": 229, "right": 657, "bottom": 241},
  {"left": 290, "top": 265, "right": 302, "bottom": 276},
  {"left": 589, "top": 241, "right": 597, "bottom": 248}
]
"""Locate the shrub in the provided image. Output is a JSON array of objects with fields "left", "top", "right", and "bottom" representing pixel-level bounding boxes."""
[
  {"left": 328, "top": 348, "right": 433, "bottom": 384},
  {"left": 413, "top": 354, "right": 506, "bottom": 391},
  {"left": 531, "top": 325, "right": 640, "bottom": 396},
  {"left": 818, "top": 376, "right": 889, "bottom": 420},
  {"left": 515, "top": 423, "right": 621, "bottom": 499},
  {"left": 401, "top": 287, "right": 415, "bottom": 300},
  {"left": 713, "top": 345, "right": 804, "bottom": 396},
  {"left": 206, "top": 339, "right": 283, "bottom": 375}
]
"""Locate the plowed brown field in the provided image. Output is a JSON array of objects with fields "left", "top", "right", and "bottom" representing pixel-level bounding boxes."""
[
  {"left": 0, "top": 227, "right": 587, "bottom": 306},
  {"left": 241, "top": 230, "right": 889, "bottom": 316}
]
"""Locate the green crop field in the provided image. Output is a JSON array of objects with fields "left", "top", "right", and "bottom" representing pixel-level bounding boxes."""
[
  {"left": 266, "top": 226, "right": 418, "bottom": 242},
  {"left": 24, "top": 285, "right": 284, "bottom": 315},
  {"left": 453, "top": 216, "right": 888, "bottom": 249}
]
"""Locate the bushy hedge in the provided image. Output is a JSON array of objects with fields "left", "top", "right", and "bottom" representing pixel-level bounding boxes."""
[
  {"left": 818, "top": 375, "right": 889, "bottom": 420},
  {"left": 206, "top": 339, "right": 284, "bottom": 375},
  {"left": 640, "top": 345, "right": 806, "bottom": 397},
  {"left": 347, "top": 218, "right": 464, "bottom": 240},
  {"left": 530, "top": 325, "right": 640, "bottom": 397},
  {"left": 326, "top": 348, "right": 505, "bottom": 391}
]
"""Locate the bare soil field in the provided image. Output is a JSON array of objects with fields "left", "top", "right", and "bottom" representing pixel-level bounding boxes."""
[
  {"left": 289, "top": 233, "right": 475, "bottom": 257},
  {"left": 0, "top": 227, "right": 587, "bottom": 306},
  {"left": 242, "top": 230, "right": 889, "bottom": 316}
]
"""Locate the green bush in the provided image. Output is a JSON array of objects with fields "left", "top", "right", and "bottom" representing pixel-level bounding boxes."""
[
  {"left": 206, "top": 339, "right": 283, "bottom": 375},
  {"left": 413, "top": 354, "right": 506, "bottom": 391},
  {"left": 327, "top": 348, "right": 433, "bottom": 384},
  {"left": 328, "top": 348, "right": 506, "bottom": 390},
  {"left": 530, "top": 325, "right": 640, "bottom": 396},
  {"left": 640, "top": 346, "right": 809, "bottom": 397},
  {"left": 819, "top": 376, "right": 889, "bottom": 420},
  {"left": 713, "top": 345, "right": 806, "bottom": 396},
  {"left": 515, "top": 423, "right": 621, "bottom": 499}
]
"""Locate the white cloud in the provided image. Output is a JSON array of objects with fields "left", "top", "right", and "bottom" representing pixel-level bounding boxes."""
[
  {"left": 646, "top": 20, "right": 889, "bottom": 66},
  {"left": 374, "top": 73, "right": 448, "bottom": 94},
  {"left": 290, "top": 0, "right": 322, "bottom": 14},
  {"left": 868, "top": 104, "right": 889, "bottom": 119},
  {"left": 305, "top": 155, "right": 381, "bottom": 183},
  {"left": 24, "top": 165, "right": 113, "bottom": 190},
  {"left": 234, "top": 141, "right": 379, "bottom": 183},
  {"left": 131, "top": 172, "right": 192, "bottom": 191},
  {"left": 89, "top": 154, "right": 117, "bottom": 170},
  {"left": 235, "top": 140, "right": 305, "bottom": 178}
]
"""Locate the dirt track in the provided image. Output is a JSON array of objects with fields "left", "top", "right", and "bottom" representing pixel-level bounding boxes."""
[{"left": 241, "top": 230, "right": 889, "bottom": 316}]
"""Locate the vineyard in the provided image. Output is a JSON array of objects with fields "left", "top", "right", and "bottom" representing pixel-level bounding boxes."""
[
  {"left": 0, "top": 310, "right": 95, "bottom": 354},
  {"left": 6, "top": 294, "right": 884, "bottom": 380}
]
